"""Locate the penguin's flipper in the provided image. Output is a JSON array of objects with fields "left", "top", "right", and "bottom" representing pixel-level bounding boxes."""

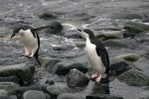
[{"left": 34, "top": 54, "right": 41, "bottom": 66}]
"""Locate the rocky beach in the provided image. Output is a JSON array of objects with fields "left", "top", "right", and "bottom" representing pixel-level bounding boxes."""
[{"left": 0, "top": 0, "right": 149, "bottom": 99}]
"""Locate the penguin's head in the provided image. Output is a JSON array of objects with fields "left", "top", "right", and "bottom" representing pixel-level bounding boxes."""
[
  {"left": 78, "top": 28, "right": 95, "bottom": 40},
  {"left": 11, "top": 25, "right": 33, "bottom": 39}
]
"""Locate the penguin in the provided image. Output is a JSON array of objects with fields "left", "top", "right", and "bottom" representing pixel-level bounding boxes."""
[
  {"left": 78, "top": 29, "right": 110, "bottom": 83},
  {"left": 11, "top": 25, "right": 41, "bottom": 65}
]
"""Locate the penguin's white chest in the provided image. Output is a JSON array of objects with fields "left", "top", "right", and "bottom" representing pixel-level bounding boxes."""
[
  {"left": 85, "top": 40, "right": 105, "bottom": 73},
  {"left": 20, "top": 31, "right": 37, "bottom": 47}
]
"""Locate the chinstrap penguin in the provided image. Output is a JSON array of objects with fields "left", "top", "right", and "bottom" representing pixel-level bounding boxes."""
[
  {"left": 11, "top": 25, "right": 41, "bottom": 65},
  {"left": 78, "top": 29, "right": 110, "bottom": 83}
]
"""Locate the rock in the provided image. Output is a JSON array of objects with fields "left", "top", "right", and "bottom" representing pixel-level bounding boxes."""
[
  {"left": 44, "top": 58, "right": 60, "bottom": 74},
  {"left": 0, "top": 76, "right": 20, "bottom": 84},
  {"left": 57, "top": 93, "right": 86, "bottom": 99},
  {"left": 46, "top": 83, "right": 70, "bottom": 96},
  {"left": 55, "top": 63, "right": 88, "bottom": 76},
  {"left": 45, "top": 21, "right": 63, "bottom": 35},
  {"left": 0, "top": 96, "right": 17, "bottom": 99},
  {"left": 110, "top": 61, "right": 131, "bottom": 77},
  {"left": 86, "top": 94, "right": 123, "bottom": 99},
  {"left": 23, "top": 90, "right": 47, "bottom": 99},
  {"left": 123, "top": 22, "right": 149, "bottom": 38},
  {"left": 140, "top": 90, "right": 149, "bottom": 99},
  {"left": 38, "top": 12, "right": 57, "bottom": 20},
  {"left": 104, "top": 38, "right": 138, "bottom": 49},
  {"left": 0, "top": 63, "right": 35, "bottom": 85},
  {"left": 66, "top": 69, "right": 89, "bottom": 88},
  {"left": 117, "top": 69, "right": 149, "bottom": 86},
  {"left": 0, "top": 90, "right": 8, "bottom": 96},
  {"left": 96, "top": 30, "right": 123, "bottom": 39},
  {"left": 0, "top": 82, "right": 19, "bottom": 91},
  {"left": 114, "top": 53, "right": 140, "bottom": 62}
]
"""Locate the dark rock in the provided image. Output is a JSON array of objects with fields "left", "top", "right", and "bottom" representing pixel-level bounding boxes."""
[
  {"left": 44, "top": 58, "right": 60, "bottom": 74},
  {"left": 110, "top": 61, "right": 131, "bottom": 77},
  {"left": 0, "top": 76, "right": 20, "bottom": 84},
  {"left": 0, "top": 82, "right": 19, "bottom": 91},
  {"left": 0, "top": 96, "right": 17, "bottom": 99},
  {"left": 55, "top": 63, "right": 88, "bottom": 75},
  {"left": 23, "top": 90, "right": 48, "bottom": 99},
  {"left": 45, "top": 21, "right": 63, "bottom": 35},
  {"left": 57, "top": 93, "right": 85, "bottom": 99},
  {"left": 0, "top": 63, "right": 35, "bottom": 85},
  {"left": 38, "top": 12, "right": 57, "bottom": 20},
  {"left": 117, "top": 69, "right": 149, "bottom": 86},
  {"left": 46, "top": 83, "right": 70, "bottom": 96},
  {"left": 86, "top": 94, "right": 123, "bottom": 99},
  {"left": 123, "top": 22, "right": 149, "bottom": 38},
  {"left": 66, "top": 69, "right": 89, "bottom": 88}
]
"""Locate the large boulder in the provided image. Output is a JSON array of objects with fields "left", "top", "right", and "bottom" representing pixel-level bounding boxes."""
[
  {"left": 66, "top": 69, "right": 89, "bottom": 88},
  {"left": 0, "top": 63, "right": 35, "bottom": 85}
]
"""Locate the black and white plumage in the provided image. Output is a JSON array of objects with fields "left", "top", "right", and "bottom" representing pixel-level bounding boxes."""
[
  {"left": 78, "top": 29, "right": 110, "bottom": 83},
  {"left": 11, "top": 25, "right": 41, "bottom": 65}
]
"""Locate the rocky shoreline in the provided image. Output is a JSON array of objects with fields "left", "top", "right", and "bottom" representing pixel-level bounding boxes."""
[{"left": 1, "top": 0, "right": 149, "bottom": 99}]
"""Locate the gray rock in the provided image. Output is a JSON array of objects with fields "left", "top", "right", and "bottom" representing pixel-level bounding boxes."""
[
  {"left": 57, "top": 93, "right": 86, "bottom": 99},
  {"left": 0, "top": 82, "right": 19, "bottom": 91},
  {"left": 114, "top": 53, "right": 140, "bottom": 62},
  {"left": 86, "top": 94, "right": 123, "bottom": 99},
  {"left": 140, "top": 90, "right": 149, "bottom": 99},
  {"left": 0, "top": 90, "right": 8, "bottom": 96},
  {"left": 46, "top": 83, "right": 70, "bottom": 96},
  {"left": 66, "top": 69, "right": 89, "bottom": 88},
  {"left": 0, "top": 96, "right": 17, "bottom": 99},
  {"left": 118, "top": 69, "right": 149, "bottom": 86},
  {"left": 0, "top": 63, "right": 35, "bottom": 85},
  {"left": 123, "top": 22, "right": 149, "bottom": 38},
  {"left": 55, "top": 62, "right": 88, "bottom": 75},
  {"left": 23, "top": 90, "right": 47, "bottom": 99},
  {"left": 96, "top": 30, "right": 123, "bottom": 39}
]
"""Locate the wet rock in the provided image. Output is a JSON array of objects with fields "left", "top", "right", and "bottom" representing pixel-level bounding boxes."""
[
  {"left": 117, "top": 69, "right": 149, "bottom": 86},
  {"left": 0, "top": 90, "right": 8, "bottom": 96},
  {"left": 0, "top": 76, "right": 20, "bottom": 84},
  {"left": 38, "top": 12, "right": 57, "bottom": 20},
  {"left": 45, "top": 21, "right": 63, "bottom": 35},
  {"left": 0, "top": 82, "right": 19, "bottom": 91},
  {"left": 123, "top": 22, "right": 149, "bottom": 38},
  {"left": 23, "top": 90, "right": 48, "bottom": 99},
  {"left": 110, "top": 61, "right": 131, "bottom": 77},
  {"left": 86, "top": 94, "right": 123, "bottom": 99},
  {"left": 0, "top": 63, "right": 35, "bottom": 85},
  {"left": 104, "top": 38, "right": 138, "bottom": 49},
  {"left": 66, "top": 69, "right": 89, "bottom": 88},
  {"left": 0, "top": 96, "right": 17, "bottom": 99},
  {"left": 44, "top": 58, "right": 60, "bottom": 74},
  {"left": 57, "top": 93, "right": 85, "bottom": 99},
  {"left": 114, "top": 53, "right": 140, "bottom": 62},
  {"left": 55, "top": 63, "right": 88, "bottom": 75},
  {"left": 47, "top": 83, "right": 73, "bottom": 96},
  {"left": 96, "top": 31, "right": 123, "bottom": 39},
  {"left": 140, "top": 90, "right": 149, "bottom": 99}
]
